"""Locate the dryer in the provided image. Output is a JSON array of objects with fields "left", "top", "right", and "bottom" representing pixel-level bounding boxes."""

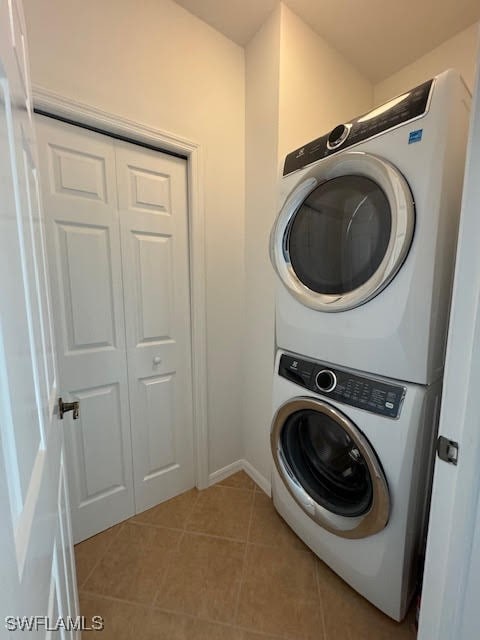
[
  {"left": 270, "top": 70, "right": 470, "bottom": 384},
  {"left": 271, "top": 350, "right": 441, "bottom": 621}
]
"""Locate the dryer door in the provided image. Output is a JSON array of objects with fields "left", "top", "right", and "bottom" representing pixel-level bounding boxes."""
[
  {"left": 271, "top": 397, "right": 390, "bottom": 539},
  {"left": 270, "top": 152, "right": 414, "bottom": 312}
]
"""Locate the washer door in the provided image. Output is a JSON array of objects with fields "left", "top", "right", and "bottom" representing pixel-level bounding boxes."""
[
  {"left": 271, "top": 397, "right": 390, "bottom": 539},
  {"left": 270, "top": 152, "right": 414, "bottom": 312}
]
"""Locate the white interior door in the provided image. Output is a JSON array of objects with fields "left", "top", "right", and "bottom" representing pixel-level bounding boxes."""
[
  {"left": 115, "top": 140, "right": 194, "bottom": 513},
  {"left": 418, "top": 48, "right": 480, "bottom": 640},
  {"left": 36, "top": 116, "right": 195, "bottom": 536},
  {"left": 35, "top": 117, "right": 136, "bottom": 543},
  {"left": 0, "top": 0, "right": 78, "bottom": 633}
]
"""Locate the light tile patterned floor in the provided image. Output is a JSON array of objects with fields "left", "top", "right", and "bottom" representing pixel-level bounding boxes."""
[{"left": 76, "top": 471, "right": 417, "bottom": 639}]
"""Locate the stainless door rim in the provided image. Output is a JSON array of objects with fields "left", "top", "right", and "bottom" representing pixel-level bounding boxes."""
[
  {"left": 271, "top": 396, "right": 390, "bottom": 539},
  {"left": 270, "top": 151, "right": 415, "bottom": 312}
]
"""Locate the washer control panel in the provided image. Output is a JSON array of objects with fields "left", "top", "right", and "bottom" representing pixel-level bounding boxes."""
[
  {"left": 283, "top": 78, "right": 433, "bottom": 176},
  {"left": 279, "top": 354, "right": 406, "bottom": 419}
]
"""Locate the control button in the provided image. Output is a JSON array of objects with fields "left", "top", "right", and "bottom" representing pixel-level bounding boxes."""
[
  {"left": 315, "top": 369, "right": 337, "bottom": 393},
  {"left": 327, "top": 124, "right": 350, "bottom": 150}
]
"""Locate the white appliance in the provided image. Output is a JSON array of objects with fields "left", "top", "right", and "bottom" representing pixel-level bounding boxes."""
[
  {"left": 270, "top": 70, "right": 470, "bottom": 384},
  {"left": 271, "top": 350, "right": 441, "bottom": 621}
]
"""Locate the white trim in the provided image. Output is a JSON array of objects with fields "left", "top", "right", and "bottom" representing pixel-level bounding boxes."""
[
  {"left": 32, "top": 85, "right": 209, "bottom": 490},
  {"left": 241, "top": 460, "right": 271, "bottom": 496},
  {"left": 208, "top": 460, "right": 244, "bottom": 487},
  {"left": 208, "top": 459, "right": 272, "bottom": 496}
]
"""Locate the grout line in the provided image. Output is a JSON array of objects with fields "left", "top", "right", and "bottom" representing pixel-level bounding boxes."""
[
  {"left": 125, "top": 519, "right": 184, "bottom": 534},
  {"left": 77, "top": 522, "right": 124, "bottom": 590},
  {"left": 149, "top": 489, "right": 198, "bottom": 611},
  {"left": 79, "top": 589, "right": 152, "bottom": 609},
  {"left": 315, "top": 561, "right": 329, "bottom": 640},
  {"left": 182, "top": 484, "right": 203, "bottom": 531},
  {"left": 177, "top": 528, "right": 250, "bottom": 545},
  {"left": 232, "top": 487, "right": 256, "bottom": 626},
  {"left": 150, "top": 603, "right": 290, "bottom": 639},
  {"left": 120, "top": 521, "right": 311, "bottom": 550},
  {"left": 245, "top": 539, "right": 313, "bottom": 554},
  {"left": 151, "top": 527, "right": 186, "bottom": 610},
  {"left": 215, "top": 478, "right": 256, "bottom": 491},
  {"left": 206, "top": 481, "right": 257, "bottom": 494},
  {"left": 80, "top": 589, "right": 300, "bottom": 640},
  {"left": 215, "top": 483, "right": 256, "bottom": 492}
]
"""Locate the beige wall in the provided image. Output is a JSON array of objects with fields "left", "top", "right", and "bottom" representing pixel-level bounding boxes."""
[
  {"left": 23, "top": 0, "right": 246, "bottom": 476},
  {"left": 374, "top": 23, "right": 479, "bottom": 104},
  {"left": 243, "top": 6, "right": 281, "bottom": 480},
  {"left": 242, "top": 4, "right": 373, "bottom": 482},
  {"left": 278, "top": 5, "right": 373, "bottom": 159}
]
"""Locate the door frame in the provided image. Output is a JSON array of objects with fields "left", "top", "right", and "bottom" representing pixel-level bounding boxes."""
[{"left": 32, "top": 84, "right": 209, "bottom": 490}]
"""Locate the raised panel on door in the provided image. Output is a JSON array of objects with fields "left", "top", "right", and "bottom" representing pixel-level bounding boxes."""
[
  {"left": 115, "top": 141, "right": 194, "bottom": 512},
  {"left": 55, "top": 222, "right": 116, "bottom": 352},
  {"left": 36, "top": 116, "right": 135, "bottom": 542},
  {"left": 71, "top": 383, "right": 127, "bottom": 503},
  {"left": 134, "top": 231, "right": 174, "bottom": 343},
  {"left": 0, "top": 0, "right": 78, "bottom": 633},
  {"left": 140, "top": 374, "right": 176, "bottom": 478}
]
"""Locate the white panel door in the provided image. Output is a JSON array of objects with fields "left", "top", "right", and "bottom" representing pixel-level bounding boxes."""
[
  {"left": 35, "top": 117, "right": 135, "bottom": 543},
  {"left": 418, "top": 53, "right": 480, "bottom": 640},
  {"left": 115, "top": 141, "right": 194, "bottom": 512},
  {"left": 0, "top": 0, "right": 78, "bottom": 633}
]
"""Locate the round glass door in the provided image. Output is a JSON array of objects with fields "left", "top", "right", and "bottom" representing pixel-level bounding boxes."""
[
  {"left": 288, "top": 176, "right": 391, "bottom": 295},
  {"left": 281, "top": 407, "right": 373, "bottom": 517},
  {"left": 271, "top": 397, "right": 389, "bottom": 538},
  {"left": 270, "top": 152, "right": 414, "bottom": 312}
]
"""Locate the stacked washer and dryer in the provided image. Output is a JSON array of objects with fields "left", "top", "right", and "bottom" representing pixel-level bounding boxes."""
[{"left": 269, "top": 70, "right": 470, "bottom": 621}]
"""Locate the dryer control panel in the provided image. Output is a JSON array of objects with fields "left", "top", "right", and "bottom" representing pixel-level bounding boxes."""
[
  {"left": 283, "top": 78, "right": 433, "bottom": 176},
  {"left": 279, "top": 354, "right": 406, "bottom": 419}
]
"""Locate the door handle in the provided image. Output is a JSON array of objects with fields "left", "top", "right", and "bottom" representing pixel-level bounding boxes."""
[
  {"left": 58, "top": 397, "right": 80, "bottom": 420},
  {"left": 152, "top": 356, "right": 162, "bottom": 366}
]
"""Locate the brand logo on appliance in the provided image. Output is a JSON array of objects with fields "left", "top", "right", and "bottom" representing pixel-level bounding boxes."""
[{"left": 408, "top": 129, "right": 423, "bottom": 144}]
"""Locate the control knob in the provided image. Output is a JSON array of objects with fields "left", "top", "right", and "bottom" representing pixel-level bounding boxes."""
[
  {"left": 315, "top": 369, "right": 337, "bottom": 393},
  {"left": 327, "top": 123, "right": 350, "bottom": 150}
]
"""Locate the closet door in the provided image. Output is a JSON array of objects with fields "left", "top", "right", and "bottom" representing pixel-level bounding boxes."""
[
  {"left": 115, "top": 141, "right": 194, "bottom": 513},
  {"left": 36, "top": 117, "right": 135, "bottom": 542}
]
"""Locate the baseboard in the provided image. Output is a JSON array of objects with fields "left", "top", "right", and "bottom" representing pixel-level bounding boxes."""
[
  {"left": 208, "top": 459, "right": 271, "bottom": 496},
  {"left": 208, "top": 460, "right": 244, "bottom": 486},
  {"left": 241, "top": 459, "right": 271, "bottom": 496}
]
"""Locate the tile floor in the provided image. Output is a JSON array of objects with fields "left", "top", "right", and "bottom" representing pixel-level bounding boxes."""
[{"left": 75, "top": 471, "right": 417, "bottom": 639}]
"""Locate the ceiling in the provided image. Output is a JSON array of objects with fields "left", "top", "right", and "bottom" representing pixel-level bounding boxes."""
[{"left": 173, "top": 0, "right": 480, "bottom": 82}]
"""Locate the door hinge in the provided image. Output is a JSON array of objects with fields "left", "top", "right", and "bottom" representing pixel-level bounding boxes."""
[
  {"left": 437, "top": 436, "right": 459, "bottom": 465},
  {"left": 58, "top": 397, "right": 80, "bottom": 420}
]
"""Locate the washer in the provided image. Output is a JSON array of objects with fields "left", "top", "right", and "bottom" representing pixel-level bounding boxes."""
[
  {"left": 271, "top": 350, "right": 441, "bottom": 621},
  {"left": 270, "top": 70, "right": 471, "bottom": 384}
]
